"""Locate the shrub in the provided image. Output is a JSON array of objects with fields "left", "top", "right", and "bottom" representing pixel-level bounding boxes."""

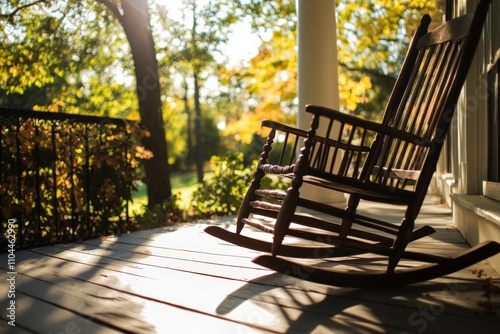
[
  {"left": 132, "top": 193, "right": 186, "bottom": 230},
  {"left": 190, "top": 152, "right": 253, "bottom": 217},
  {"left": 190, "top": 152, "right": 288, "bottom": 217}
]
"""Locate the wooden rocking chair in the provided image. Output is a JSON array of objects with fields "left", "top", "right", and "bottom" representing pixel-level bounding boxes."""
[{"left": 206, "top": 0, "right": 500, "bottom": 287}]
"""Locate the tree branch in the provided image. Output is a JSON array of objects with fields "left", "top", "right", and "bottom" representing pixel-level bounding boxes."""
[
  {"left": 98, "top": 0, "right": 125, "bottom": 25},
  {"left": 339, "top": 61, "right": 397, "bottom": 89},
  {"left": 0, "top": 0, "right": 48, "bottom": 19}
]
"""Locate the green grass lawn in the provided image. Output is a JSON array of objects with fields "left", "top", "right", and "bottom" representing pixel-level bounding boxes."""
[{"left": 130, "top": 171, "right": 213, "bottom": 214}]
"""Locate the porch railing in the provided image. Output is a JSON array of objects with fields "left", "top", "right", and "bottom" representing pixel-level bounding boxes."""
[{"left": 0, "top": 107, "right": 141, "bottom": 251}]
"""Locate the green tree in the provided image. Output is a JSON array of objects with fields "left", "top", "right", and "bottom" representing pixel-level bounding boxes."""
[
  {"left": 0, "top": 1, "right": 123, "bottom": 110},
  {"left": 336, "top": 0, "right": 437, "bottom": 119},
  {"left": 1, "top": 0, "right": 172, "bottom": 207},
  {"left": 165, "top": 0, "right": 235, "bottom": 183},
  {"left": 219, "top": 0, "right": 297, "bottom": 147}
]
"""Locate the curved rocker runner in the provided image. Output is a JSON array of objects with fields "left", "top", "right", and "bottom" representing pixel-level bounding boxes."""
[{"left": 252, "top": 241, "right": 500, "bottom": 288}]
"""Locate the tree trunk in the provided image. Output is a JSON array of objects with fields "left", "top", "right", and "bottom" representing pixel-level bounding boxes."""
[
  {"left": 100, "top": 0, "right": 172, "bottom": 207},
  {"left": 193, "top": 71, "right": 204, "bottom": 184},
  {"left": 183, "top": 80, "right": 194, "bottom": 167},
  {"left": 190, "top": 2, "right": 204, "bottom": 184}
]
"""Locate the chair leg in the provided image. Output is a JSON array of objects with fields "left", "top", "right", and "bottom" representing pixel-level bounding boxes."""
[
  {"left": 338, "top": 195, "right": 360, "bottom": 238},
  {"left": 272, "top": 126, "right": 313, "bottom": 256},
  {"left": 236, "top": 128, "right": 276, "bottom": 234},
  {"left": 388, "top": 217, "right": 414, "bottom": 273},
  {"left": 271, "top": 185, "right": 301, "bottom": 256}
]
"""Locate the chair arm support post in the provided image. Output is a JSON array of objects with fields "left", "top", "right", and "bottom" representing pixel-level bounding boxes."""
[
  {"left": 272, "top": 116, "right": 319, "bottom": 256},
  {"left": 236, "top": 127, "right": 276, "bottom": 234}
]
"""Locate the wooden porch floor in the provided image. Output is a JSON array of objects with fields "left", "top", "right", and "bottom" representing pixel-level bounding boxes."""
[{"left": 1, "top": 197, "right": 499, "bottom": 333}]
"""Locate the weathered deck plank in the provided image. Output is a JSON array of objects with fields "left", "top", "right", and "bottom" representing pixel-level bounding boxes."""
[
  {"left": 0, "top": 270, "right": 272, "bottom": 334},
  {"left": 0, "top": 279, "right": 123, "bottom": 334}
]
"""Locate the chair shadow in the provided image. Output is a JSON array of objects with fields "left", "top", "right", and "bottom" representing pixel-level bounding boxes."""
[{"left": 215, "top": 269, "right": 494, "bottom": 333}]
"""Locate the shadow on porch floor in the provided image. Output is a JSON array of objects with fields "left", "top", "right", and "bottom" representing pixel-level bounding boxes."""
[{"left": 1, "top": 196, "right": 499, "bottom": 333}]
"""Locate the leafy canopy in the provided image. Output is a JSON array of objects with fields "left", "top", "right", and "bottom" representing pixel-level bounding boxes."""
[{"left": 0, "top": 0, "right": 136, "bottom": 116}]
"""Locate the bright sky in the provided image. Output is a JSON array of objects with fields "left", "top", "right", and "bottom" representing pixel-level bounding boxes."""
[{"left": 155, "top": 0, "right": 261, "bottom": 66}]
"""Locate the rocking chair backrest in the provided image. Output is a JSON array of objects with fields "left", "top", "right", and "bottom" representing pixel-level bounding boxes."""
[{"left": 361, "top": 2, "right": 490, "bottom": 195}]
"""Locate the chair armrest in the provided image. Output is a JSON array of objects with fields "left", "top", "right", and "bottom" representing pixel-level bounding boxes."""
[
  {"left": 261, "top": 119, "right": 370, "bottom": 153},
  {"left": 305, "top": 105, "right": 430, "bottom": 147},
  {"left": 261, "top": 120, "right": 308, "bottom": 137}
]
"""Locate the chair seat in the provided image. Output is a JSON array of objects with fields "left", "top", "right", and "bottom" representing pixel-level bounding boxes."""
[
  {"left": 258, "top": 162, "right": 415, "bottom": 204},
  {"left": 303, "top": 171, "right": 415, "bottom": 204}
]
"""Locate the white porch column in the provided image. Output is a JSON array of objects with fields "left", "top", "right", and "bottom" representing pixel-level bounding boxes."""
[{"left": 297, "top": 0, "right": 345, "bottom": 204}]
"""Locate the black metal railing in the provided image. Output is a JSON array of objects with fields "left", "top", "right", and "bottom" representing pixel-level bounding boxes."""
[{"left": 0, "top": 107, "right": 142, "bottom": 250}]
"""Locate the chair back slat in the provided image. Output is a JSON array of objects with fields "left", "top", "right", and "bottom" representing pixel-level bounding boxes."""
[{"left": 365, "top": 12, "right": 483, "bottom": 191}]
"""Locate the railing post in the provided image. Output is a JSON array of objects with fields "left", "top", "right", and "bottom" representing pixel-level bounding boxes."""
[
  {"left": 15, "top": 119, "right": 23, "bottom": 248},
  {"left": 51, "top": 121, "right": 59, "bottom": 244},
  {"left": 84, "top": 123, "right": 91, "bottom": 238},
  {"left": 34, "top": 120, "right": 42, "bottom": 245}
]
